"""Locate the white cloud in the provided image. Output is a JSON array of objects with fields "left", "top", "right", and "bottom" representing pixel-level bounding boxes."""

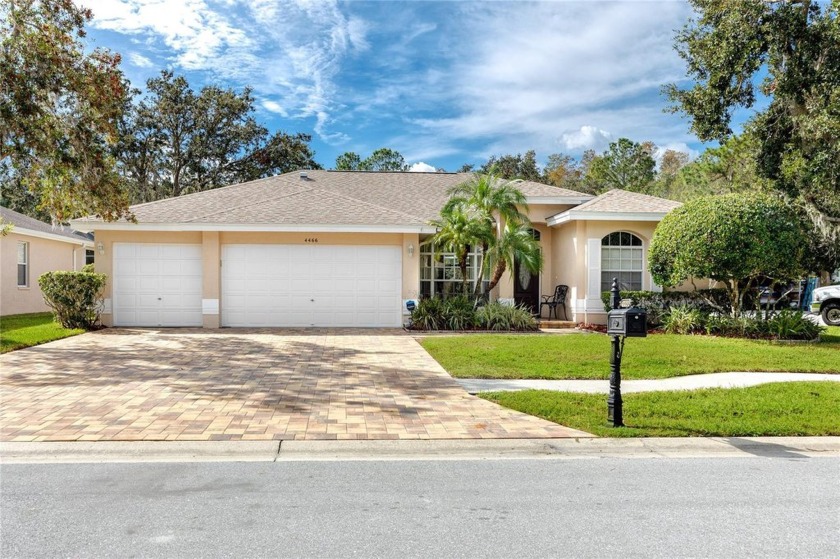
[
  {"left": 409, "top": 162, "right": 437, "bottom": 173},
  {"left": 87, "top": 0, "right": 366, "bottom": 143},
  {"left": 560, "top": 126, "right": 612, "bottom": 152},
  {"left": 261, "top": 100, "right": 287, "bottom": 117},
  {"left": 653, "top": 142, "right": 700, "bottom": 164},
  {"left": 128, "top": 52, "right": 154, "bottom": 68},
  {"left": 397, "top": 1, "right": 695, "bottom": 159}
]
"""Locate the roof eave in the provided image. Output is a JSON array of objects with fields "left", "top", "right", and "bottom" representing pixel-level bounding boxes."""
[
  {"left": 546, "top": 211, "right": 670, "bottom": 226},
  {"left": 69, "top": 221, "right": 438, "bottom": 235},
  {"left": 7, "top": 226, "right": 93, "bottom": 246}
]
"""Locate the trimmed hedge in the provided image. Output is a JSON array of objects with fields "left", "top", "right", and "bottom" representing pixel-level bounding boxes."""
[
  {"left": 600, "top": 289, "right": 730, "bottom": 326},
  {"left": 38, "top": 271, "right": 106, "bottom": 330}
]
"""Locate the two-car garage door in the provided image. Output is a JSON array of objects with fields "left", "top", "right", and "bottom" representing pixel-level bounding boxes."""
[
  {"left": 112, "top": 243, "right": 402, "bottom": 327},
  {"left": 221, "top": 245, "right": 402, "bottom": 327}
]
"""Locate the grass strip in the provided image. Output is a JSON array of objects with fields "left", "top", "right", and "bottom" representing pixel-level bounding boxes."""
[
  {"left": 482, "top": 382, "right": 840, "bottom": 437},
  {"left": 422, "top": 328, "right": 840, "bottom": 380},
  {"left": 0, "top": 312, "right": 84, "bottom": 353}
]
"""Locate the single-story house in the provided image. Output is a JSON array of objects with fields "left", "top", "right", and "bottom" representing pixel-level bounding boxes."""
[
  {"left": 70, "top": 170, "right": 681, "bottom": 328},
  {"left": 1, "top": 206, "right": 94, "bottom": 316}
]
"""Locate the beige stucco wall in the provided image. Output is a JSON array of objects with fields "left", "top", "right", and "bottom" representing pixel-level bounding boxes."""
[
  {"left": 544, "top": 220, "right": 661, "bottom": 325},
  {"left": 92, "top": 215, "right": 665, "bottom": 328},
  {"left": 95, "top": 229, "right": 415, "bottom": 328},
  {"left": 1, "top": 232, "right": 88, "bottom": 316}
]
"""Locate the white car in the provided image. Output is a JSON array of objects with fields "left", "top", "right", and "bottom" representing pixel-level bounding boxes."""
[{"left": 810, "top": 285, "right": 840, "bottom": 326}]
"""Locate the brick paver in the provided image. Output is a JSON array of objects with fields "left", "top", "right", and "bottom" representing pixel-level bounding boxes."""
[{"left": 0, "top": 329, "right": 591, "bottom": 441}]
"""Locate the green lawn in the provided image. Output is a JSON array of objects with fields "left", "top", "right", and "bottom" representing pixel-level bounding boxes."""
[
  {"left": 0, "top": 312, "right": 84, "bottom": 353},
  {"left": 482, "top": 382, "right": 840, "bottom": 437},
  {"left": 421, "top": 330, "right": 840, "bottom": 380}
]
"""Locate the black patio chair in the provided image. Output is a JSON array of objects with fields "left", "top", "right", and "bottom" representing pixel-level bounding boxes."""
[{"left": 540, "top": 285, "right": 568, "bottom": 320}]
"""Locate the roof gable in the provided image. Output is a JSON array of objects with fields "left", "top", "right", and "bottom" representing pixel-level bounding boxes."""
[{"left": 546, "top": 189, "right": 682, "bottom": 225}]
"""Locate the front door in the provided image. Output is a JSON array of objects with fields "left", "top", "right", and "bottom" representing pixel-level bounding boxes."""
[{"left": 513, "top": 229, "right": 541, "bottom": 314}]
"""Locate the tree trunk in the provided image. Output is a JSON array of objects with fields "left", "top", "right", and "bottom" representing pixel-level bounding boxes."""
[{"left": 485, "top": 262, "right": 507, "bottom": 293}]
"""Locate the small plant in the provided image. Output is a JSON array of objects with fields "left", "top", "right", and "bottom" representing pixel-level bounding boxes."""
[
  {"left": 662, "top": 305, "right": 706, "bottom": 334},
  {"left": 442, "top": 295, "right": 477, "bottom": 330},
  {"left": 767, "top": 310, "right": 824, "bottom": 341},
  {"left": 476, "top": 302, "right": 537, "bottom": 331},
  {"left": 704, "top": 314, "right": 737, "bottom": 336},
  {"left": 410, "top": 297, "right": 445, "bottom": 330},
  {"left": 81, "top": 263, "right": 95, "bottom": 273},
  {"left": 38, "top": 271, "right": 107, "bottom": 330}
]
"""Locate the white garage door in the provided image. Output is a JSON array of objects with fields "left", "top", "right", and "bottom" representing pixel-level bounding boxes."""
[
  {"left": 113, "top": 243, "right": 203, "bottom": 327},
  {"left": 221, "top": 245, "right": 402, "bottom": 327}
]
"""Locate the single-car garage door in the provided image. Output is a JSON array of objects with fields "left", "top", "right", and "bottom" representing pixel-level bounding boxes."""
[
  {"left": 221, "top": 245, "right": 402, "bottom": 327},
  {"left": 113, "top": 243, "right": 203, "bottom": 327}
]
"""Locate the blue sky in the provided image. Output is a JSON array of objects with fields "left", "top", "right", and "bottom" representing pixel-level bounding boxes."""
[{"left": 84, "top": 0, "right": 750, "bottom": 172}]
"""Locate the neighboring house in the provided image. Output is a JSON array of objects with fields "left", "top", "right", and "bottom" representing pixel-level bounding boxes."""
[
  {"left": 70, "top": 171, "right": 680, "bottom": 328},
  {"left": 1, "top": 206, "right": 94, "bottom": 316}
]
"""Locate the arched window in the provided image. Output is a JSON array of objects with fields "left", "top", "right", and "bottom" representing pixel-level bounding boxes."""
[{"left": 601, "top": 232, "right": 643, "bottom": 292}]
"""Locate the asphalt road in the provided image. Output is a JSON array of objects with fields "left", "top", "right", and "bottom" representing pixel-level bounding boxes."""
[{"left": 2, "top": 457, "right": 838, "bottom": 558}]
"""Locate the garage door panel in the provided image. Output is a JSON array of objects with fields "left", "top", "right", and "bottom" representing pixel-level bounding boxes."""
[
  {"left": 222, "top": 244, "right": 401, "bottom": 327},
  {"left": 113, "top": 243, "right": 203, "bottom": 327}
]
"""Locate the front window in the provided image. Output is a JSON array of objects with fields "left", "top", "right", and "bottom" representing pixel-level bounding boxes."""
[
  {"left": 85, "top": 249, "right": 95, "bottom": 266},
  {"left": 420, "top": 246, "right": 484, "bottom": 298},
  {"left": 601, "top": 232, "right": 642, "bottom": 292},
  {"left": 17, "top": 242, "right": 28, "bottom": 287}
]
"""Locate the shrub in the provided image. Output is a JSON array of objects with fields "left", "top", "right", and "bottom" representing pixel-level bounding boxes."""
[
  {"left": 411, "top": 297, "right": 445, "bottom": 330},
  {"left": 442, "top": 295, "right": 477, "bottom": 330},
  {"left": 38, "top": 271, "right": 107, "bottom": 330},
  {"left": 81, "top": 263, "right": 95, "bottom": 273},
  {"left": 662, "top": 305, "right": 706, "bottom": 334},
  {"left": 601, "top": 289, "right": 730, "bottom": 326},
  {"left": 766, "top": 310, "right": 824, "bottom": 341},
  {"left": 649, "top": 193, "right": 805, "bottom": 317},
  {"left": 476, "top": 302, "right": 538, "bottom": 331}
]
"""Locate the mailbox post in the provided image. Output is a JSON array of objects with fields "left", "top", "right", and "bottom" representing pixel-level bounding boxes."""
[
  {"left": 605, "top": 278, "right": 647, "bottom": 427},
  {"left": 607, "top": 279, "right": 624, "bottom": 426}
]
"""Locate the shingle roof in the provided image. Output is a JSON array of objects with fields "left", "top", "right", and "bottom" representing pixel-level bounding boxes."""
[
  {"left": 569, "top": 189, "right": 682, "bottom": 214},
  {"left": 1, "top": 206, "right": 91, "bottom": 242},
  {"left": 74, "top": 170, "right": 590, "bottom": 228}
]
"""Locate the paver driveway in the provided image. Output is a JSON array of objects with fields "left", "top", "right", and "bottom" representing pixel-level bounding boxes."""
[{"left": 1, "top": 329, "right": 591, "bottom": 441}]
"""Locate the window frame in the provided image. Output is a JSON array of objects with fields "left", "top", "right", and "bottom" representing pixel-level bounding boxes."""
[
  {"left": 600, "top": 231, "right": 643, "bottom": 293},
  {"left": 419, "top": 246, "right": 485, "bottom": 298},
  {"left": 17, "top": 241, "right": 29, "bottom": 288}
]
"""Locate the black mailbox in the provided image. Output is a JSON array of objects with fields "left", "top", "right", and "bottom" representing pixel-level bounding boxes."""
[{"left": 607, "top": 307, "right": 647, "bottom": 337}]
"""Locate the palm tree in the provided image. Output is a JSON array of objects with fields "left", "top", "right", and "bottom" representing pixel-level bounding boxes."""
[
  {"left": 482, "top": 220, "right": 543, "bottom": 293},
  {"left": 427, "top": 204, "right": 492, "bottom": 295},
  {"left": 444, "top": 173, "right": 538, "bottom": 297},
  {"left": 443, "top": 173, "right": 528, "bottom": 227}
]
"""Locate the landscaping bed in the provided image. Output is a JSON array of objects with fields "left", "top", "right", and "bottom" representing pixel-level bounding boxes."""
[
  {"left": 0, "top": 313, "right": 84, "bottom": 353},
  {"left": 481, "top": 382, "right": 840, "bottom": 437},
  {"left": 421, "top": 329, "right": 840, "bottom": 379}
]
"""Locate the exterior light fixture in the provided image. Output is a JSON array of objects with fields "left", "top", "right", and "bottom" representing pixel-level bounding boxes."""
[
  {"left": 407, "top": 243, "right": 415, "bottom": 257},
  {"left": 97, "top": 241, "right": 105, "bottom": 255}
]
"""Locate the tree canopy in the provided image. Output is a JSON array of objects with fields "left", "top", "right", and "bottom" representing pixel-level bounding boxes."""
[
  {"left": 334, "top": 148, "right": 407, "bottom": 171},
  {"left": 119, "top": 70, "right": 320, "bottom": 202},
  {"left": 649, "top": 193, "right": 805, "bottom": 316},
  {"left": 1, "top": 0, "right": 131, "bottom": 221},
  {"left": 479, "top": 150, "right": 542, "bottom": 182},
  {"left": 665, "top": 0, "right": 840, "bottom": 250},
  {"left": 583, "top": 138, "right": 657, "bottom": 194}
]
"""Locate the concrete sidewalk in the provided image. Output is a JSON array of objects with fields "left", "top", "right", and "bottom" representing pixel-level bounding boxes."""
[
  {"left": 456, "top": 372, "right": 840, "bottom": 395},
  {"left": 2, "top": 437, "right": 839, "bottom": 463}
]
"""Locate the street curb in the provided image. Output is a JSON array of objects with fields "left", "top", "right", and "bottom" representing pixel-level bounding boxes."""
[
  {"left": 2, "top": 437, "right": 839, "bottom": 463},
  {"left": 0, "top": 441, "right": 280, "bottom": 463}
]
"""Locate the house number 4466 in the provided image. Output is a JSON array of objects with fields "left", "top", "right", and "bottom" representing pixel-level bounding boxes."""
[{"left": 305, "top": 238, "right": 319, "bottom": 243}]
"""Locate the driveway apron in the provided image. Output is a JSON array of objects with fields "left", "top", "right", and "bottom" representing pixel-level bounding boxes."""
[{"left": 1, "top": 329, "right": 590, "bottom": 441}]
